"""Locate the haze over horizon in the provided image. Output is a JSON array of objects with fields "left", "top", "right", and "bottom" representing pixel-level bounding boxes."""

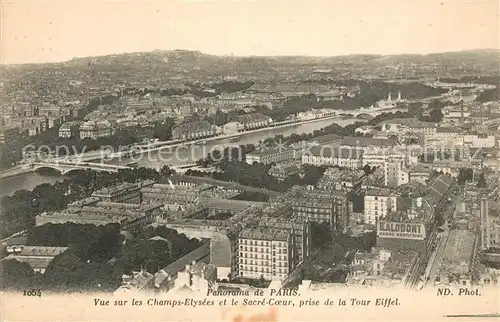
[{"left": 1, "top": 0, "right": 498, "bottom": 65}]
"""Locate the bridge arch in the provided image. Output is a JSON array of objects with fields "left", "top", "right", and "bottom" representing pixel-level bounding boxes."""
[
  {"left": 64, "top": 168, "right": 96, "bottom": 176},
  {"left": 32, "top": 165, "right": 65, "bottom": 175},
  {"left": 31, "top": 162, "right": 131, "bottom": 175}
]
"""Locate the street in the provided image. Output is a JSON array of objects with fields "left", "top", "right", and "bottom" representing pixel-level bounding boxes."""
[
  {"left": 424, "top": 229, "right": 450, "bottom": 288},
  {"left": 423, "top": 194, "right": 460, "bottom": 288}
]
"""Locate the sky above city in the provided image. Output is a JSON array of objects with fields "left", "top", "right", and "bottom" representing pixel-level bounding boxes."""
[{"left": 1, "top": 0, "right": 499, "bottom": 64}]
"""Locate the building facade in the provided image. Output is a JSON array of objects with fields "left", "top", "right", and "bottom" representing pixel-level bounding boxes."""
[
  {"left": 238, "top": 227, "right": 293, "bottom": 281},
  {"left": 36, "top": 201, "right": 162, "bottom": 233},
  {"left": 384, "top": 158, "right": 409, "bottom": 188},
  {"left": 172, "top": 120, "right": 216, "bottom": 141},
  {"left": 246, "top": 148, "right": 295, "bottom": 165},
  {"left": 301, "top": 146, "right": 362, "bottom": 169},
  {"left": 376, "top": 197, "right": 437, "bottom": 259},
  {"left": 291, "top": 190, "right": 349, "bottom": 233},
  {"left": 268, "top": 163, "right": 300, "bottom": 181},
  {"left": 363, "top": 190, "right": 398, "bottom": 225},
  {"left": 79, "top": 120, "right": 114, "bottom": 139},
  {"left": 58, "top": 121, "right": 81, "bottom": 138},
  {"left": 92, "top": 181, "right": 154, "bottom": 203},
  {"left": 230, "top": 113, "right": 272, "bottom": 132},
  {"left": 2, "top": 246, "right": 68, "bottom": 274}
]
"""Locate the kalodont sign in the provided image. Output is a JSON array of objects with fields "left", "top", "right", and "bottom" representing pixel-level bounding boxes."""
[{"left": 377, "top": 221, "right": 426, "bottom": 240}]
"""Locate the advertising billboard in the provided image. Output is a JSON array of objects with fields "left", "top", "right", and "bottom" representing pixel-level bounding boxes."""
[{"left": 377, "top": 221, "right": 426, "bottom": 240}]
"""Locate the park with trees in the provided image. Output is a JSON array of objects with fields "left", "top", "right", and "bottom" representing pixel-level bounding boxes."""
[
  {"left": 2, "top": 223, "right": 203, "bottom": 292},
  {"left": 0, "top": 166, "right": 175, "bottom": 239}
]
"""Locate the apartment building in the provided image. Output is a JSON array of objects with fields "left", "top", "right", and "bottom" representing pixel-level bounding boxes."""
[
  {"left": 2, "top": 246, "right": 68, "bottom": 274},
  {"left": 246, "top": 147, "right": 295, "bottom": 165},
  {"left": 339, "top": 136, "right": 398, "bottom": 152},
  {"left": 362, "top": 146, "right": 407, "bottom": 168},
  {"left": 380, "top": 119, "right": 436, "bottom": 136},
  {"left": 229, "top": 113, "right": 272, "bottom": 132},
  {"left": 463, "top": 133, "right": 496, "bottom": 148},
  {"left": 0, "top": 126, "right": 20, "bottom": 145},
  {"left": 268, "top": 162, "right": 300, "bottom": 181},
  {"left": 21, "top": 116, "right": 48, "bottom": 136},
  {"left": 172, "top": 120, "right": 216, "bottom": 141},
  {"left": 488, "top": 218, "right": 500, "bottom": 249},
  {"left": 424, "top": 127, "right": 464, "bottom": 148},
  {"left": 258, "top": 216, "right": 312, "bottom": 269},
  {"left": 384, "top": 158, "right": 409, "bottom": 188},
  {"left": 376, "top": 197, "right": 437, "bottom": 258},
  {"left": 301, "top": 146, "right": 362, "bottom": 169},
  {"left": 364, "top": 190, "right": 398, "bottom": 225},
  {"left": 290, "top": 189, "right": 349, "bottom": 233},
  {"left": 58, "top": 121, "right": 81, "bottom": 138},
  {"left": 92, "top": 180, "right": 154, "bottom": 204},
  {"left": 316, "top": 167, "right": 364, "bottom": 193},
  {"left": 408, "top": 164, "right": 432, "bottom": 185},
  {"left": 79, "top": 120, "right": 114, "bottom": 139},
  {"left": 238, "top": 227, "right": 293, "bottom": 281},
  {"left": 35, "top": 201, "right": 162, "bottom": 233}
]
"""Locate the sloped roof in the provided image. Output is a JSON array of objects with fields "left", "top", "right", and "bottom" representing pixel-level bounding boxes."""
[
  {"left": 440, "top": 229, "right": 477, "bottom": 274},
  {"left": 425, "top": 174, "right": 454, "bottom": 205},
  {"left": 340, "top": 136, "right": 398, "bottom": 147},
  {"left": 173, "top": 120, "right": 213, "bottom": 133},
  {"left": 308, "top": 146, "right": 363, "bottom": 159},
  {"left": 161, "top": 243, "right": 210, "bottom": 276},
  {"left": 231, "top": 113, "right": 270, "bottom": 124}
]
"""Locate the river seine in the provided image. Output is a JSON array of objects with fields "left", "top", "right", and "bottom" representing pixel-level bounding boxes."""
[{"left": 0, "top": 108, "right": 405, "bottom": 197}]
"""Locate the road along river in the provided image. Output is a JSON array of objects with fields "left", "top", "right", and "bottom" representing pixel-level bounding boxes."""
[{"left": 0, "top": 108, "right": 405, "bottom": 197}]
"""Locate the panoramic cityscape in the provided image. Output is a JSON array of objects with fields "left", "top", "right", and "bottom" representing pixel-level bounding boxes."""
[
  {"left": 2, "top": 46, "right": 499, "bottom": 295},
  {"left": 0, "top": 1, "right": 499, "bottom": 312}
]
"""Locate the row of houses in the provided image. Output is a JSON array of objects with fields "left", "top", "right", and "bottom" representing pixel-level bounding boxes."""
[
  {"left": 58, "top": 120, "right": 115, "bottom": 139},
  {"left": 171, "top": 113, "right": 273, "bottom": 140},
  {"left": 246, "top": 136, "right": 399, "bottom": 169},
  {"left": 380, "top": 118, "right": 497, "bottom": 148}
]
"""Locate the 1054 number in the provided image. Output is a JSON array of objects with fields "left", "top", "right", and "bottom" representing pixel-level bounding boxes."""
[{"left": 23, "top": 289, "right": 42, "bottom": 297}]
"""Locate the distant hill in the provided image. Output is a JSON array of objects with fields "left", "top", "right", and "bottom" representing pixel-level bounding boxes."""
[{"left": 4, "top": 49, "right": 499, "bottom": 75}]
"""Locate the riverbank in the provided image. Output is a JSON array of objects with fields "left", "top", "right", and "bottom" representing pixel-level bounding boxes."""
[
  {"left": 138, "top": 115, "right": 347, "bottom": 153},
  {"left": 0, "top": 164, "right": 33, "bottom": 180},
  {"left": 0, "top": 112, "right": 362, "bottom": 180},
  {"left": 139, "top": 106, "right": 401, "bottom": 153},
  {"left": 0, "top": 106, "right": 405, "bottom": 193}
]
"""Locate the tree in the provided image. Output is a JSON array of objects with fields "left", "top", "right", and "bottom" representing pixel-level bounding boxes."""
[
  {"left": 429, "top": 108, "right": 444, "bottom": 123},
  {"left": 311, "top": 222, "right": 332, "bottom": 250},
  {"left": 1, "top": 259, "right": 36, "bottom": 289},
  {"left": 457, "top": 168, "right": 474, "bottom": 185},
  {"left": 214, "top": 110, "right": 228, "bottom": 126},
  {"left": 363, "top": 164, "right": 373, "bottom": 176},
  {"left": 42, "top": 251, "right": 122, "bottom": 292},
  {"left": 153, "top": 118, "right": 176, "bottom": 141},
  {"left": 301, "top": 165, "right": 327, "bottom": 186},
  {"left": 477, "top": 172, "right": 487, "bottom": 188},
  {"left": 159, "top": 165, "right": 175, "bottom": 179},
  {"left": 476, "top": 88, "right": 500, "bottom": 103},
  {"left": 211, "top": 80, "right": 254, "bottom": 93},
  {"left": 27, "top": 223, "right": 122, "bottom": 263},
  {"left": 117, "top": 169, "right": 137, "bottom": 183}
]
